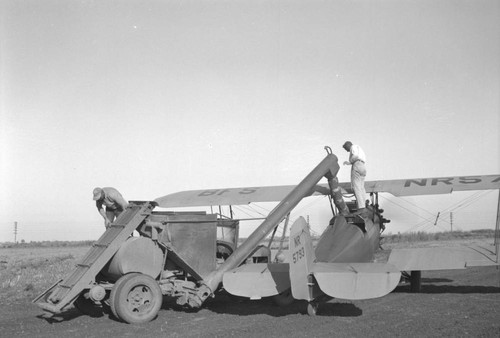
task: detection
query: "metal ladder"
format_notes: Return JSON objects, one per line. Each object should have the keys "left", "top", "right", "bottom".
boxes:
{"left": 34, "top": 201, "right": 155, "bottom": 313}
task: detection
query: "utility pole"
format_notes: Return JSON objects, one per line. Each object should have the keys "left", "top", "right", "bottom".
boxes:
{"left": 495, "top": 190, "right": 500, "bottom": 261}
{"left": 14, "top": 222, "right": 18, "bottom": 243}
{"left": 450, "top": 212, "right": 453, "bottom": 232}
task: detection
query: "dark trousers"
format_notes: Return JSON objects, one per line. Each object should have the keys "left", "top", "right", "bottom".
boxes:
{"left": 105, "top": 208, "right": 123, "bottom": 223}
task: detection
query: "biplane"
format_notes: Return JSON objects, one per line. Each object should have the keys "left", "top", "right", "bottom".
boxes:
{"left": 155, "top": 150, "right": 500, "bottom": 315}
{"left": 34, "top": 149, "right": 500, "bottom": 322}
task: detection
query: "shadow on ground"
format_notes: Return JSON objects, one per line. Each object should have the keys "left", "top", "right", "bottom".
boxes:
{"left": 164, "top": 293, "right": 363, "bottom": 318}
{"left": 37, "top": 307, "right": 84, "bottom": 324}
{"left": 395, "top": 279, "right": 500, "bottom": 294}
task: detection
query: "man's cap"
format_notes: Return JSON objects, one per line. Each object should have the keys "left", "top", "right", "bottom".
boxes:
{"left": 93, "top": 187, "right": 103, "bottom": 200}
{"left": 342, "top": 141, "right": 353, "bottom": 149}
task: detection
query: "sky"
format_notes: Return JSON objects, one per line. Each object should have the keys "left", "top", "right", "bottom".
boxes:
{"left": 1, "top": 0, "right": 499, "bottom": 242}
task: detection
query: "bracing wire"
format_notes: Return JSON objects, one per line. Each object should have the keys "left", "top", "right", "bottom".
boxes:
{"left": 232, "top": 205, "right": 258, "bottom": 219}
{"left": 381, "top": 190, "right": 494, "bottom": 233}
{"left": 380, "top": 195, "right": 436, "bottom": 222}
{"left": 249, "top": 203, "right": 272, "bottom": 215}
{"left": 446, "top": 191, "right": 493, "bottom": 213}
{"left": 234, "top": 204, "right": 268, "bottom": 218}
{"left": 380, "top": 195, "right": 449, "bottom": 232}
{"left": 387, "top": 195, "right": 438, "bottom": 218}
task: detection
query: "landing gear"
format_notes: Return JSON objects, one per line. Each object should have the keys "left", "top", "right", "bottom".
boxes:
{"left": 307, "top": 301, "right": 319, "bottom": 316}
{"left": 272, "top": 288, "right": 294, "bottom": 307}
{"left": 216, "top": 241, "right": 234, "bottom": 267}
{"left": 409, "top": 271, "right": 421, "bottom": 293}
{"left": 402, "top": 270, "right": 422, "bottom": 292}
{"left": 109, "top": 273, "right": 163, "bottom": 324}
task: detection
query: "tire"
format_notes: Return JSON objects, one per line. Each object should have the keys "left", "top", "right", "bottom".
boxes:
{"left": 307, "top": 302, "right": 319, "bottom": 316}
{"left": 216, "top": 241, "right": 234, "bottom": 266}
{"left": 410, "top": 271, "right": 422, "bottom": 293}
{"left": 109, "top": 273, "right": 140, "bottom": 320}
{"left": 109, "top": 273, "right": 163, "bottom": 324}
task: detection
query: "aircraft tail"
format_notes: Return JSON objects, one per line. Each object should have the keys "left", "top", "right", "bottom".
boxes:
{"left": 288, "top": 217, "right": 318, "bottom": 301}
{"left": 288, "top": 216, "right": 401, "bottom": 301}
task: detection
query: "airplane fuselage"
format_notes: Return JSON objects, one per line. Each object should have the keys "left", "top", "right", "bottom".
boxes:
{"left": 315, "top": 210, "right": 381, "bottom": 263}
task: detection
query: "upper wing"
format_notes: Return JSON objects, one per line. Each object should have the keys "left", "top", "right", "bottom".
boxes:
{"left": 154, "top": 184, "right": 331, "bottom": 208}
{"left": 155, "top": 175, "right": 500, "bottom": 207}
{"left": 365, "top": 175, "right": 500, "bottom": 196}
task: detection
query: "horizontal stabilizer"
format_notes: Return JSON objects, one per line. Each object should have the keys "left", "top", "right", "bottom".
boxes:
{"left": 388, "top": 245, "right": 500, "bottom": 271}
{"left": 222, "top": 263, "right": 290, "bottom": 299}
{"left": 313, "top": 262, "right": 401, "bottom": 300}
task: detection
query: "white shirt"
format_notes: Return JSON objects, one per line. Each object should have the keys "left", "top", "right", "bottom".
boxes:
{"left": 349, "top": 144, "right": 366, "bottom": 164}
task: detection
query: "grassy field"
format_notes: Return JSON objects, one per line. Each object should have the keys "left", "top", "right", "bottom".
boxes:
{"left": 0, "top": 246, "right": 89, "bottom": 303}
{"left": 0, "top": 229, "right": 497, "bottom": 304}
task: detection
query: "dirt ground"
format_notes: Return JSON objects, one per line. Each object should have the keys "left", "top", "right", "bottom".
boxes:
{"left": 2, "top": 265, "right": 499, "bottom": 337}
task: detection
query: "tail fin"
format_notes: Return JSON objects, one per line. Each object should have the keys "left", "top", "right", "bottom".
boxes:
{"left": 289, "top": 217, "right": 316, "bottom": 301}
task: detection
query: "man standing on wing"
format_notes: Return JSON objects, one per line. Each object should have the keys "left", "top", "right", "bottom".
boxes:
{"left": 93, "top": 187, "right": 129, "bottom": 229}
{"left": 342, "top": 141, "right": 368, "bottom": 214}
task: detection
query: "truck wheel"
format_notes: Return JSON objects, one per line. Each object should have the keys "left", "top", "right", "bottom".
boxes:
{"left": 109, "top": 273, "right": 140, "bottom": 320}
{"left": 110, "top": 273, "right": 163, "bottom": 324}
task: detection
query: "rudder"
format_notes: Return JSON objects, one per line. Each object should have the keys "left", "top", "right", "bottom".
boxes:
{"left": 289, "top": 217, "right": 316, "bottom": 301}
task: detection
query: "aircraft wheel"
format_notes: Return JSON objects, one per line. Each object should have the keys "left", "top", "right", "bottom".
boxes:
{"left": 272, "top": 288, "right": 294, "bottom": 307}
{"left": 110, "top": 273, "right": 163, "bottom": 324}
{"left": 307, "top": 301, "right": 319, "bottom": 316}
{"left": 216, "top": 241, "right": 234, "bottom": 268}
{"left": 410, "top": 271, "right": 421, "bottom": 293}
{"left": 74, "top": 294, "right": 104, "bottom": 317}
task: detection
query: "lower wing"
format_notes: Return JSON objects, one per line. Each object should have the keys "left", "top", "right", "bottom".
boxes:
{"left": 388, "top": 245, "right": 500, "bottom": 271}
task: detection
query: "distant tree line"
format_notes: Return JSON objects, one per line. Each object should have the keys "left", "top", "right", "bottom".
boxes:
{"left": 242, "top": 228, "right": 497, "bottom": 248}
{"left": 382, "top": 229, "right": 496, "bottom": 243}
{"left": 0, "top": 240, "right": 95, "bottom": 249}
{"left": 1, "top": 229, "right": 496, "bottom": 249}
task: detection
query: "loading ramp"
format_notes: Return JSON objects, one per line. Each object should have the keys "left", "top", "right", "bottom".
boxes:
{"left": 33, "top": 201, "right": 156, "bottom": 313}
